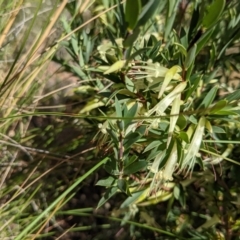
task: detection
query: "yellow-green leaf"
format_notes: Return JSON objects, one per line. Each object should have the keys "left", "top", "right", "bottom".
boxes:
{"left": 167, "top": 95, "right": 181, "bottom": 147}
{"left": 162, "top": 141, "right": 178, "bottom": 181}
{"left": 104, "top": 60, "right": 126, "bottom": 74}
{"left": 149, "top": 81, "right": 187, "bottom": 116}
{"left": 181, "top": 117, "right": 206, "bottom": 174}
{"left": 158, "top": 65, "right": 182, "bottom": 99}
{"left": 80, "top": 99, "right": 105, "bottom": 113}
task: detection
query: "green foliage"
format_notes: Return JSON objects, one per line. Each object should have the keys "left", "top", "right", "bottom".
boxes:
{"left": 125, "top": 0, "right": 141, "bottom": 30}
{"left": 202, "top": 0, "right": 225, "bottom": 29}
{"left": 59, "top": 0, "right": 240, "bottom": 238}
{"left": 1, "top": 0, "right": 240, "bottom": 239}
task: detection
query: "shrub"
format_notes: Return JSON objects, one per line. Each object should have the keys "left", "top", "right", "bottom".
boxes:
{"left": 1, "top": 0, "right": 240, "bottom": 239}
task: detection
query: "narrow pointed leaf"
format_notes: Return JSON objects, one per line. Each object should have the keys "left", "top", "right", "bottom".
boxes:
{"left": 158, "top": 65, "right": 182, "bottom": 99}
{"left": 225, "top": 89, "right": 240, "bottom": 102}
{"left": 115, "top": 97, "right": 122, "bottom": 118}
{"left": 167, "top": 95, "right": 181, "bottom": 147}
{"left": 117, "top": 179, "right": 130, "bottom": 195}
{"left": 210, "top": 100, "right": 227, "bottom": 113}
{"left": 123, "top": 28, "right": 141, "bottom": 47}
{"left": 96, "top": 176, "right": 116, "bottom": 187}
{"left": 137, "top": 0, "right": 161, "bottom": 27}
{"left": 164, "top": 0, "right": 181, "bottom": 40}
{"left": 124, "top": 160, "right": 147, "bottom": 175}
{"left": 125, "top": 76, "right": 136, "bottom": 93}
{"left": 196, "top": 28, "right": 214, "bottom": 54}
{"left": 185, "top": 44, "right": 197, "bottom": 69}
{"left": 104, "top": 60, "right": 126, "bottom": 74}
{"left": 198, "top": 86, "right": 218, "bottom": 109}
{"left": 149, "top": 82, "right": 187, "bottom": 116}
{"left": 149, "top": 151, "right": 166, "bottom": 174}
{"left": 125, "top": 0, "right": 141, "bottom": 30}
{"left": 181, "top": 117, "right": 206, "bottom": 174}
{"left": 144, "top": 140, "right": 162, "bottom": 153}
{"left": 97, "top": 187, "right": 118, "bottom": 209}
{"left": 120, "top": 189, "right": 146, "bottom": 208}
{"left": 163, "top": 141, "right": 178, "bottom": 181}
{"left": 202, "top": 0, "right": 226, "bottom": 29}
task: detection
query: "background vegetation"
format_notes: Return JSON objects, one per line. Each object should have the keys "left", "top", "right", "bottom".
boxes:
{"left": 0, "top": 0, "right": 240, "bottom": 239}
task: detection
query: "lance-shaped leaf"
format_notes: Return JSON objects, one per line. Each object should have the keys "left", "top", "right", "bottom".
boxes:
{"left": 80, "top": 99, "right": 105, "bottom": 113}
{"left": 164, "top": 0, "right": 181, "bottom": 40}
{"left": 137, "top": 187, "right": 173, "bottom": 206}
{"left": 205, "top": 119, "right": 213, "bottom": 134}
{"left": 148, "top": 82, "right": 187, "bottom": 116}
{"left": 185, "top": 44, "right": 197, "bottom": 69}
{"left": 197, "top": 214, "right": 220, "bottom": 232}
{"left": 128, "top": 187, "right": 151, "bottom": 205}
{"left": 96, "top": 176, "right": 116, "bottom": 187}
{"left": 125, "top": 0, "right": 141, "bottom": 30}
{"left": 162, "top": 141, "right": 178, "bottom": 181}
{"left": 202, "top": 0, "right": 225, "bottom": 29}
{"left": 115, "top": 96, "right": 122, "bottom": 118}
{"left": 120, "top": 189, "right": 146, "bottom": 208}
{"left": 97, "top": 186, "right": 118, "bottom": 209}
{"left": 209, "top": 100, "right": 227, "bottom": 114}
{"left": 174, "top": 42, "right": 187, "bottom": 56}
{"left": 149, "top": 151, "right": 166, "bottom": 174}
{"left": 225, "top": 89, "right": 240, "bottom": 102}
{"left": 137, "top": 0, "right": 161, "bottom": 28}
{"left": 196, "top": 28, "right": 214, "bottom": 55}
{"left": 124, "top": 160, "right": 147, "bottom": 175}
{"left": 167, "top": 95, "right": 181, "bottom": 147}
{"left": 104, "top": 60, "right": 126, "bottom": 75}
{"left": 123, "top": 28, "right": 141, "bottom": 47}
{"left": 198, "top": 85, "right": 218, "bottom": 110}
{"left": 181, "top": 117, "right": 206, "bottom": 175}
{"left": 204, "top": 144, "right": 234, "bottom": 165}
{"left": 158, "top": 65, "right": 182, "bottom": 99}
{"left": 144, "top": 60, "right": 169, "bottom": 82}
{"left": 148, "top": 151, "right": 166, "bottom": 192}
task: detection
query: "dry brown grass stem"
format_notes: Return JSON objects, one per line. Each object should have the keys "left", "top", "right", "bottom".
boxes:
{"left": 0, "top": 0, "right": 24, "bottom": 48}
